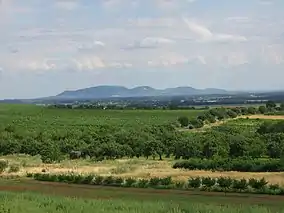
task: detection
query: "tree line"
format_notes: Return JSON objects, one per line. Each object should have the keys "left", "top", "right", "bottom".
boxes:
{"left": 177, "top": 101, "right": 284, "bottom": 129}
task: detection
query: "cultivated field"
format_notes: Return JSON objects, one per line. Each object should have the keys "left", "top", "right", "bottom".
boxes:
{"left": 1, "top": 103, "right": 284, "bottom": 212}
{"left": 1, "top": 184, "right": 284, "bottom": 213}
{"left": 3, "top": 155, "right": 284, "bottom": 185}
{"left": 0, "top": 104, "right": 203, "bottom": 128}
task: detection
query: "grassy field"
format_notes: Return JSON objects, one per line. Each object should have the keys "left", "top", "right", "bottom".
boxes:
{"left": 0, "top": 104, "right": 203, "bottom": 129}
{"left": 1, "top": 179, "right": 284, "bottom": 213}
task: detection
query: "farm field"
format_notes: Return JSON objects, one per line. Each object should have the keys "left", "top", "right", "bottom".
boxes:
{"left": 2, "top": 103, "right": 284, "bottom": 212}
{"left": 1, "top": 112, "right": 284, "bottom": 185}
{"left": 2, "top": 154, "right": 284, "bottom": 186}
{"left": 1, "top": 179, "right": 284, "bottom": 213}
{"left": 0, "top": 104, "right": 203, "bottom": 129}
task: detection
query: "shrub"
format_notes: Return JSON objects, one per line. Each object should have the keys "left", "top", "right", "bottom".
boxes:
{"left": 217, "top": 177, "right": 232, "bottom": 189}
{"left": 113, "top": 177, "right": 124, "bottom": 186}
{"left": 0, "top": 160, "right": 9, "bottom": 173}
{"left": 172, "top": 158, "right": 284, "bottom": 172}
{"left": 149, "top": 177, "right": 161, "bottom": 186}
{"left": 269, "top": 184, "right": 280, "bottom": 190}
{"left": 249, "top": 178, "right": 268, "bottom": 190}
{"left": 124, "top": 178, "right": 136, "bottom": 187}
{"left": 201, "top": 177, "right": 216, "bottom": 188}
{"left": 160, "top": 177, "right": 173, "bottom": 186}
{"left": 232, "top": 178, "right": 248, "bottom": 191}
{"left": 189, "top": 119, "right": 204, "bottom": 129}
{"left": 178, "top": 116, "right": 189, "bottom": 127}
{"left": 8, "top": 164, "right": 20, "bottom": 173}
{"left": 26, "top": 172, "right": 33, "bottom": 178}
{"left": 137, "top": 179, "right": 149, "bottom": 188}
{"left": 102, "top": 176, "right": 115, "bottom": 186}
{"left": 175, "top": 181, "right": 185, "bottom": 189}
{"left": 81, "top": 175, "right": 94, "bottom": 184}
{"left": 93, "top": 175, "right": 104, "bottom": 185}
{"left": 188, "top": 177, "right": 201, "bottom": 188}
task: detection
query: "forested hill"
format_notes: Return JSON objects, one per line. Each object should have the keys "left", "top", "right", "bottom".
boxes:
{"left": 54, "top": 86, "right": 229, "bottom": 99}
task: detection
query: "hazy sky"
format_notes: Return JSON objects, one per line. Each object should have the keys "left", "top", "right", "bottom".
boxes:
{"left": 0, "top": 0, "right": 284, "bottom": 99}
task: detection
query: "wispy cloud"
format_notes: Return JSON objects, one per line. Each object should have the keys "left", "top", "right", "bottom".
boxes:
{"left": 0, "top": 0, "right": 283, "bottom": 98}
{"left": 182, "top": 16, "right": 247, "bottom": 42}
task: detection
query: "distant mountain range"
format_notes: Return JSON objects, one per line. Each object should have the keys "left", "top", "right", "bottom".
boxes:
{"left": 52, "top": 85, "right": 230, "bottom": 100}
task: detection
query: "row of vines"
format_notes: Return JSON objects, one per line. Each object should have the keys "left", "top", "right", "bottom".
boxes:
{"left": 29, "top": 173, "right": 283, "bottom": 196}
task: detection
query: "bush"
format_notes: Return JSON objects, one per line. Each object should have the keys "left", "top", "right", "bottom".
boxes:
{"left": 113, "top": 177, "right": 124, "bottom": 186}
{"left": 188, "top": 177, "right": 201, "bottom": 188}
{"left": 249, "top": 178, "right": 268, "bottom": 190}
{"left": 201, "top": 177, "right": 216, "bottom": 188}
{"left": 149, "top": 177, "right": 161, "bottom": 186}
{"left": 232, "top": 179, "right": 248, "bottom": 191}
{"left": 102, "top": 176, "right": 115, "bottom": 186}
{"left": 173, "top": 158, "right": 284, "bottom": 172}
{"left": 178, "top": 116, "right": 189, "bottom": 127}
{"left": 217, "top": 177, "right": 232, "bottom": 189}
{"left": 0, "top": 160, "right": 8, "bottom": 173}
{"left": 93, "top": 175, "right": 104, "bottom": 185}
{"left": 124, "top": 177, "right": 136, "bottom": 187}
{"left": 8, "top": 164, "right": 20, "bottom": 173}
{"left": 160, "top": 177, "right": 173, "bottom": 186}
{"left": 189, "top": 119, "right": 204, "bottom": 129}
{"left": 137, "top": 179, "right": 149, "bottom": 188}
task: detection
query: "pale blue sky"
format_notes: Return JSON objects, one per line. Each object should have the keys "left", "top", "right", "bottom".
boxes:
{"left": 0, "top": 0, "right": 283, "bottom": 99}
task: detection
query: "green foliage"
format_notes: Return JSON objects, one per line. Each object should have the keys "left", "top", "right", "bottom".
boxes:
{"left": 177, "top": 116, "right": 189, "bottom": 127}
{"left": 173, "top": 158, "right": 284, "bottom": 172}
{"left": 266, "top": 101, "right": 276, "bottom": 109}
{"left": 93, "top": 175, "right": 104, "bottom": 185}
{"left": 189, "top": 119, "right": 204, "bottom": 128}
{"left": 1, "top": 104, "right": 284, "bottom": 165}
{"left": 232, "top": 179, "right": 248, "bottom": 191}
{"left": 188, "top": 177, "right": 201, "bottom": 188}
{"left": 1, "top": 191, "right": 281, "bottom": 213}
{"left": 248, "top": 178, "right": 268, "bottom": 190}
{"left": 28, "top": 172, "right": 284, "bottom": 196}
{"left": 259, "top": 106, "right": 267, "bottom": 114}
{"left": 0, "top": 160, "right": 8, "bottom": 173}
{"left": 124, "top": 178, "right": 136, "bottom": 187}
{"left": 217, "top": 177, "right": 232, "bottom": 189}
{"left": 8, "top": 164, "right": 20, "bottom": 173}
{"left": 201, "top": 177, "right": 216, "bottom": 188}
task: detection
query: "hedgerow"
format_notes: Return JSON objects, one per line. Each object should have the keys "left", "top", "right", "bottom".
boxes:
{"left": 172, "top": 158, "right": 284, "bottom": 172}
{"left": 27, "top": 173, "right": 284, "bottom": 196}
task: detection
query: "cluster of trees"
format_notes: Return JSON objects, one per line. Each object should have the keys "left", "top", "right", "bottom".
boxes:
{"left": 177, "top": 102, "right": 284, "bottom": 129}
{"left": 48, "top": 103, "right": 208, "bottom": 111}
{"left": 1, "top": 117, "right": 284, "bottom": 163}
{"left": 173, "top": 158, "right": 284, "bottom": 172}
{"left": 1, "top": 101, "right": 284, "bottom": 164}
{"left": 29, "top": 172, "right": 283, "bottom": 196}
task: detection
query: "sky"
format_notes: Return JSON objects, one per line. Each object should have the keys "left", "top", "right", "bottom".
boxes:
{"left": 0, "top": 0, "right": 284, "bottom": 99}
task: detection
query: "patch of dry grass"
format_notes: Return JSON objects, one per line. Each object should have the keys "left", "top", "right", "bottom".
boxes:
{"left": 248, "top": 115, "right": 284, "bottom": 120}
{"left": 2, "top": 155, "right": 284, "bottom": 186}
